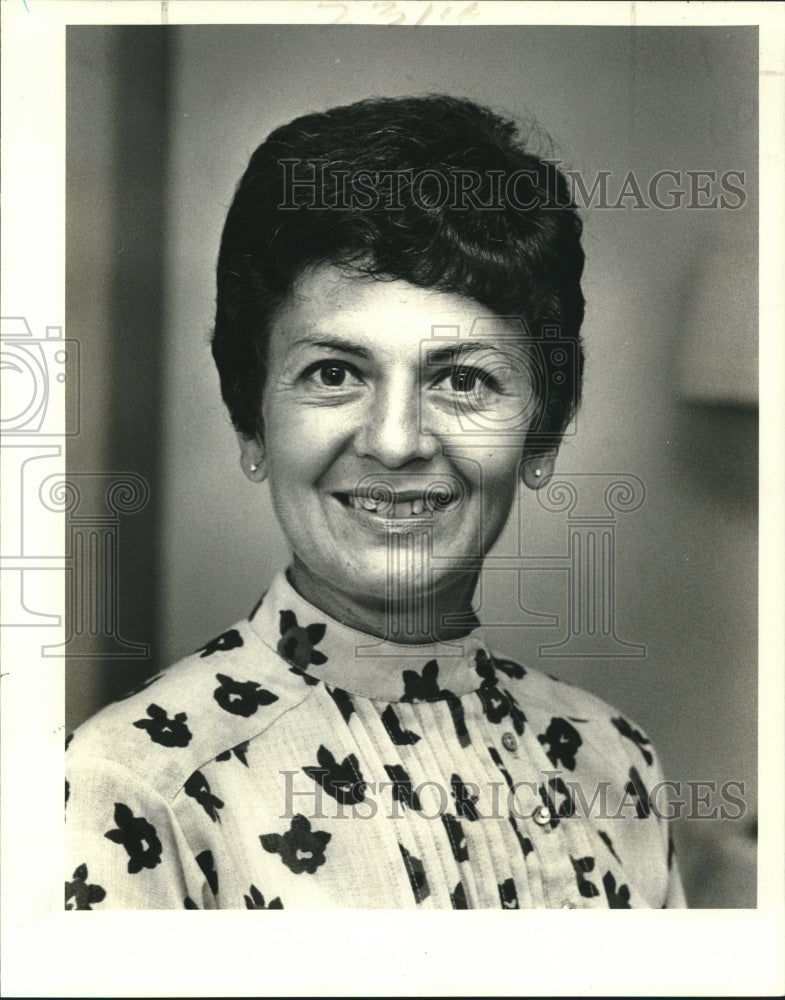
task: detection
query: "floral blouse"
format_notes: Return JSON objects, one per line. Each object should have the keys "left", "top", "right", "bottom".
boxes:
{"left": 65, "top": 570, "right": 685, "bottom": 910}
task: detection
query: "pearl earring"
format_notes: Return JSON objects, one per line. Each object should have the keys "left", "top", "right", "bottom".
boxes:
{"left": 534, "top": 468, "right": 542, "bottom": 478}
{"left": 250, "top": 463, "right": 259, "bottom": 473}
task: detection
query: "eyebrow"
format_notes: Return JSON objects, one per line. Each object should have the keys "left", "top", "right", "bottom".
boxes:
{"left": 289, "top": 335, "right": 372, "bottom": 360}
{"left": 291, "top": 336, "right": 513, "bottom": 359}
{"left": 426, "top": 341, "right": 514, "bottom": 363}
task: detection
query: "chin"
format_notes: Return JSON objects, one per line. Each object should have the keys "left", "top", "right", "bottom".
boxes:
{"left": 324, "top": 561, "right": 441, "bottom": 604}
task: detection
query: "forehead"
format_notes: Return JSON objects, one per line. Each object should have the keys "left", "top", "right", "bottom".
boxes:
{"left": 270, "top": 264, "right": 519, "bottom": 351}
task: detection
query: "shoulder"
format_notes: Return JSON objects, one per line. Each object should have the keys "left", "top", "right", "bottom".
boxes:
{"left": 510, "top": 661, "right": 623, "bottom": 721}
{"left": 491, "top": 651, "right": 664, "bottom": 777}
{"left": 66, "top": 617, "right": 319, "bottom": 802}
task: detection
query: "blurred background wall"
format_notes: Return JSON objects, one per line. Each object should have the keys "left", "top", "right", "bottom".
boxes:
{"left": 66, "top": 24, "right": 758, "bottom": 908}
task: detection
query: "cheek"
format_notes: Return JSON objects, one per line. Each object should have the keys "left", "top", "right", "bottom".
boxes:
{"left": 452, "top": 446, "right": 522, "bottom": 496}
{"left": 476, "top": 452, "right": 523, "bottom": 522}
{"left": 263, "top": 408, "right": 345, "bottom": 487}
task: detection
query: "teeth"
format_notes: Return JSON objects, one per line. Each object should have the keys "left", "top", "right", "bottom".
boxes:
{"left": 345, "top": 493, "right": 455, "bottom": 516}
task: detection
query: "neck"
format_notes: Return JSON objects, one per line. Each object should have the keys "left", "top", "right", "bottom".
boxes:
{"left": 287, "top": 560, "right": 480, "bottom": 644}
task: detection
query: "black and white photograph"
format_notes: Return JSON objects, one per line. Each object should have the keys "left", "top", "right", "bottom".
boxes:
{"left": 1, "top": 1, "right": 783, "bottom": 996}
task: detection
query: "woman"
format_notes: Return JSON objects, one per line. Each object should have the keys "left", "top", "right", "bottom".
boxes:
{"left": 65, "top": 95, "right": 685, "bottom": 909}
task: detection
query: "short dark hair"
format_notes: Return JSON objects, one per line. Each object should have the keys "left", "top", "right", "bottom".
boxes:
{"left": 212, "top": 95, "right": 585, "bottom": 451}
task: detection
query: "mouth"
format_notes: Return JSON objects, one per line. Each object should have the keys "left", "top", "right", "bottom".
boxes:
{"left": 333, "top": 486, "right": 461, "bottom": 519}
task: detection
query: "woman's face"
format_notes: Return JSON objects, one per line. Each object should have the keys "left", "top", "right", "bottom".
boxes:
{"left": 248, "top": 264, "right": 546, "bottom": 626}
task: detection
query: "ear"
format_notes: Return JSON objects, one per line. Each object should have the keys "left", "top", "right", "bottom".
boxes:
{"left": 236, "top": 432, "right": 268, "bottom": 483}
{"left": 520, "top": 445, "right": 558, "bottom": 491}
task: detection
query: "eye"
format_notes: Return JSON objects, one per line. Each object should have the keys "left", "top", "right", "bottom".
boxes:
{"left": 448, "top": 365, "right": 487, "bottom": 393}
{"left": 433, "top": 365, "right": 493, "bottom": 394}
{"left": 319, "top": 364, "right": 348, "bottom": 387}
{"left": 302, "top": 360, "right": 363, "bottom": 390}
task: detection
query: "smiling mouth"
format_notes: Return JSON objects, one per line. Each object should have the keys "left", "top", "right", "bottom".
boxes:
{"left": 334, "top": 488, "right": 460, "bottom": 518}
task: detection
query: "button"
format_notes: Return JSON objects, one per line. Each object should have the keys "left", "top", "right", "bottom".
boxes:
{"left": 501, "top": 732, "right": 517, "bottom": 751}
{"left": 533, "top": 804, "right": 551, "bottom": 826}
{"left": 561, "top": 900, "right": 577, "bottom": 909}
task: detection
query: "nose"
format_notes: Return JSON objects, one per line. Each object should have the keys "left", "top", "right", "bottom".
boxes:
{"left": 354, "top": 374, "right": 439, "bottom": 467}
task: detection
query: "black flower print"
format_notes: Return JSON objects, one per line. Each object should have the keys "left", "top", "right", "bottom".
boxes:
{"left": 277, "top": 610, "right": 328, "bottom": 668}
{"left": 196, "top": 849, "right": 218, "bottom": 896}
{"left": 104, "top": 803, "right": 163, "bottom": 874}
{"left": 184, "top": 896, "right": 199, "bottom": 909}
{"left": 197, "top": 628, "right": 244, "bottom": 658}
{"left": 668, "top": 833, "right": 675, "bottom": 870}
{"left": 65, "top": 732, "right": 74, "bottom": 751}
{"left": 505, "top": 689, "right": 526, "bottom": 735}
{"left": 444, "top": 694, "right": 470, "bottom": 748}
{"left": 474, "top": 648, "right": 525, "bottom": 682}
{"left": 401, "top": 660, "right": 469, "bottom": 747}
{"left": 622, "top": 765, "right": 652, "bottom": 819}
{"left": 115, "top": 672, "right": 162, "bottom": 700}
{"left": 327, "top": 686, "right": 355, "bottom": 724}
{"left": 260, "top": 814, "right": 331, "bottom": 875}
{"left": 476, "top": 684, "right": 509, "bottom": 724}
{"left": 184, "top": 770, "right": 224, "bottom": 822}
{"left": 537, "top": 716, "right": 582, "bottom": 771}
{"left": 598, "top": 829, "right": 621, "bottom": 864}
{"left": 442, "top": 813, "right": 469, "bottom": 863}
{"left": 474, "top": 648, "right": 498, "bottom": 686}
{"left": 498, "top": 878, "right": 519, "bottom": 909}
{"left": 488, "top": 746, "right": 513, "bottom": 788}
{"left": 65, "top": 779, "right": 70, "bottom": 807}
{"left": 381, "top": 704, "right": 421, "bottom": 745}
{"left": 451, "top": 773, "right": 480, "bottom": 821}
{"left": 570, "top": 855, "right": 600, "bottom": 898}
{"left": 133, "top": 703, "right": 192, "bottom": 748}
{"left": 538, "top": 776, "right": 575, "bottom": 828}
{"left": 509, "top": 816, "right": 533, "bottom": 858}
{"left": 244, "top": 884, "right": 284, "bottom": 909}
{"left": 450, "top": 881, "right": 468, "bottom": 909}
{"left": 215, "top": 740, "right": 250, "bottom": 766}
{"left": 401, "top": 659, "right": 442, "bottom": 701}
{"left": 383, "top": 764, "right": 422, "bottom": 812}
{"left": 480, "top": 686, "right": 527, "bottom": 734}
{"left": 476, "top": 656, "right": 526, "bottom": 728}
{"left": 303, "top": 745, "right": 366, "bottom": 805}
{"left": 288, "top": 665, "right": 320, "bottom": 686}
{"left": 65, "top": 863, "right": 106, "bottom": 910}
{"left": 611, "top": 715, "right": 654, "bottom": 766}
{"left": 491, "top": 747, "right": 533, "bottom": 855}
{"left": 603, "top": 870, "right": 631, "bottom": 908}
{"left": 213, "top": 673, "right": 278, "bottom": 717}
{"left": 399, "top": 843, "right": 430, "bottom": 904}
{"left": 493, "top": 655, "right": 526, "bottom": 680}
